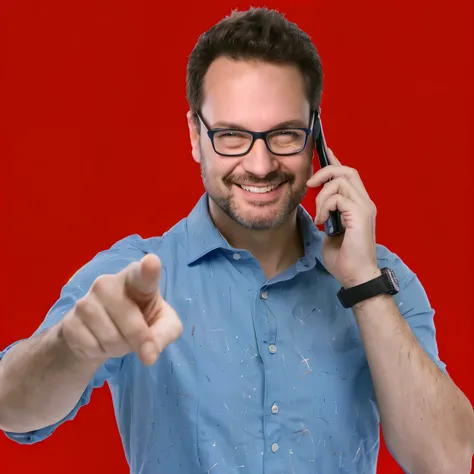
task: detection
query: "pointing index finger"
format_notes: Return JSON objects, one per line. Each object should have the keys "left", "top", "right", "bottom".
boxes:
{"left": 125, "top": 253, "right": 162, "bottom": 302}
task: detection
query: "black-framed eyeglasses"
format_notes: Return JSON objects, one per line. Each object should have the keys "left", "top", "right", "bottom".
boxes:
{"left": 195, "top": 111, "right": 314, "bottom": 157}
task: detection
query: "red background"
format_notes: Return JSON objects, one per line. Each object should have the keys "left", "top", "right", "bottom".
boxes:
{"left": 0, "top": 0, "right": 473, "bottom": 472}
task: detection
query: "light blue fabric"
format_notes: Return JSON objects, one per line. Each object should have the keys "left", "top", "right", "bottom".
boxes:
{"left": 0, "top": 193, "right": 446, "bottom": 473}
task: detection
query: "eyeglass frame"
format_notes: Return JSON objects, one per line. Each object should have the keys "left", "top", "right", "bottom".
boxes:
{"left": 195, "top": 111, "right": 317, "bottom": 157}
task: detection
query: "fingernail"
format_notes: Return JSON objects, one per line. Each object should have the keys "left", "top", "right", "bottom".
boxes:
{"left": 141, "top": 341, "right": 157, "bottom": 364}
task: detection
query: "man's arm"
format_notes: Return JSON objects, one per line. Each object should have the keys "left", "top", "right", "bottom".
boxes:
{"left": 0, "top": 253, "right": 182, "bottom": 437}
{"left": 353, "top": 292, "right": 474, "bottom": 474}
{"left": 0, "top": 322, "right": 103, "bottom": 433}
{"left": 307, "top": 149, "right": 474, "bottom": 474}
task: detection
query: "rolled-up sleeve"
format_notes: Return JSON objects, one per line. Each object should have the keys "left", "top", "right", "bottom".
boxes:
{"left": 376, "top": 245, "right": 447, "bottom": 374}
{"left": 0, "top": 346, "right": 118, "bottom": 444}
{"left": 0, "top": 234, "right": 148, "bottom": 444}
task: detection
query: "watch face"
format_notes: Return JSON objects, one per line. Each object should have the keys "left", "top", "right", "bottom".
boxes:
{"left": 386, "top": 268, "right": 400, "bottom": 293}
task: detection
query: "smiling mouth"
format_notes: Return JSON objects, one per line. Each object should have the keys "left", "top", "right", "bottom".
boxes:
{"left": 234, "top": 182, "right": 287, "bottom": 194}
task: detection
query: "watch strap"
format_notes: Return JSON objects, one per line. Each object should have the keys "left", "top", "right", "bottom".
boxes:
{"left": 337, "top": 267, "right": 399, "bottom": 308}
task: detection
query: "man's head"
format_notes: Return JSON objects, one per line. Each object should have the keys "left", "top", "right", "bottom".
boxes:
{"left": 186, "top": 8, "right": 323, "bottom": 230}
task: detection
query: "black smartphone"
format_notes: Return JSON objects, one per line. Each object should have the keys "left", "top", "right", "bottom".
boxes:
{"left": 313, "top": 110, "right": 345, "bottom": 236}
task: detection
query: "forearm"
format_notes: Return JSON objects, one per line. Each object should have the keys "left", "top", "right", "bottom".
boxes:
{"left": 0, "top": 320, "right": 103, "bottom": 433}
{"left": 354, "top": 294, "right": 474, "bottom": 474}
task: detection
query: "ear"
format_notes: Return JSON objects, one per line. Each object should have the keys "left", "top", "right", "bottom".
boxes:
{"left": 187, "top": 110, "right": 202, "bottom": 164}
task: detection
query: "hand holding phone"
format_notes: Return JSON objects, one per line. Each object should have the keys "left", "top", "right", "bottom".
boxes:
{"left": 313, "top": 110, "right": 345, "bottom": 236}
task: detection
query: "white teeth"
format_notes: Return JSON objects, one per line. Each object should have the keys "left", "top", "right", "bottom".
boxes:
{"left": 240, "top": 184, "right": 279, "bottom": 193}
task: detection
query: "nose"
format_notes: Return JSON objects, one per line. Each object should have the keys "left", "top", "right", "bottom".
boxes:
{"left": 241, "top": 138, "right": 278, "bottom": 178}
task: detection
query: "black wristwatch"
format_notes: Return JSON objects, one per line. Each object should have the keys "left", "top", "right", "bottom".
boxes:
{"left": 337, "top": 267, "right": 400, "bottom": 308}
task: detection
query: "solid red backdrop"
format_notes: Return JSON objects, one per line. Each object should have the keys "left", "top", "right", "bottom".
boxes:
{"left": 0, "top": 0, "right": 472, "bottom": 473}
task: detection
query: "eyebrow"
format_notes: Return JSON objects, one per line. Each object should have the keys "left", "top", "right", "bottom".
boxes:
{"left": 211, "top": 119, "right": 309, "bottom": 130}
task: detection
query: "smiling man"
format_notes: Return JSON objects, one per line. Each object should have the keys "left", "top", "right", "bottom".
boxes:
{"left": 195, "top": 59, "right": 311, "bottom": 231}
{"left": 190, "top": 57, "right": 315, "bottom": 277}
{"left": 0, "top": 7, "right": 473, "bottom": 474}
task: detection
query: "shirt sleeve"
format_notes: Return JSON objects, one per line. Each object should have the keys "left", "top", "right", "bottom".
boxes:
{"left": 376, "top": 244, "right": 447, "bottom": 374}
{"left": 0, "top": 234, "right": 148, "bottom": 444}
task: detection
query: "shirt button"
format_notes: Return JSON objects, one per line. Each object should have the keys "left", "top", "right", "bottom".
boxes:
{"left": 233, "top": 253, "right": 241, "bottom": 260}
{"left": 268, "top": 344, "right": 277, "bottom": 354}
{"left": 271, "top": 404, "right": 279, "bottom": 414}
{"left": 260, "top": 290, "right": 268, "bottom": 300}
{"left": 271, "top": 443, "right": 279, "bottom": 453}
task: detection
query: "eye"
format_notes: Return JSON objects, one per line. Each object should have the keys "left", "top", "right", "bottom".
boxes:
{"left": 268, "top": 129, "right": 307, "bottom": 152}
{"left": 269, "top": 129, "right": 305, "bottom": 143}
{"left": 274, "top": 130, "right": 300, "bottom": 138}
{"left": 215, "top": 131, "right": 248, "bottom": 139}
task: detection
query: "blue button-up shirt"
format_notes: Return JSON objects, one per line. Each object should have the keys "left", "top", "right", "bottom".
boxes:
{"left": 1, "top": 193, "right": 446, "bottom": 473}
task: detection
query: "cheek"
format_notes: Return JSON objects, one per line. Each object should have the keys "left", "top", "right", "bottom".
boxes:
{"left": 300, "top": 152, "right": 314, "bottom": 178}
{"left": 284, "top": 156, "right": 313, "bottom": 182}
{"left": 202, "top": 152, "right": 240, "bottom": 182}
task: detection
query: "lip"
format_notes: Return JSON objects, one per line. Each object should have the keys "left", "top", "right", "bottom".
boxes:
{"left": 233, "top": 181, "right": 287, "bottom": 202}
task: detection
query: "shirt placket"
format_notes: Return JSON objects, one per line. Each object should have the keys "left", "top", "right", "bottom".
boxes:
{"left": 254, "top": 283, "right": 287, "bottom": 472}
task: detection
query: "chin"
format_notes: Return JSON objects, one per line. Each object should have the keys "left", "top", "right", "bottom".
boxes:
{"left": 229, "top": 201, "right": 292, "bottom": 230}
{"left": 233, "top": 216, "right": 283, "bottom": 231}
{"left": 208, "top": 183, "right": 304, "bottom": 230}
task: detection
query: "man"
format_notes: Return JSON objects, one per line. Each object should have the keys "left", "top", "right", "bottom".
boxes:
{"left": 0, "top": 7, "right": 472, "bottom": 474}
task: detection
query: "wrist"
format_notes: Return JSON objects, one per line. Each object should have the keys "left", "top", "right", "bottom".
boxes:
{"left": 352, "top": 292, "right": 392, "bottom": 312}
{"left": 342, "top": 266, "right": 381, "bottom": 288}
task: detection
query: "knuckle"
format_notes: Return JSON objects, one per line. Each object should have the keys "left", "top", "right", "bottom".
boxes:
{"left": 60, "top": 313, "right": 76, "bottom": 340}
{"left": 91, "top": 274, "right": 114, "bottom": 294}
{"left": 363, "top": 202, "right": 376, "bottom": 220}
{"left": 62, "top": 319, "right": 102, "bottom": 358}
{"left": 74, "top": 296, "right": 96, "bottom": 317}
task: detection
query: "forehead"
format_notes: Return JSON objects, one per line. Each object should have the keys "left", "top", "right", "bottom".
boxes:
{"left": 201, "top": 57, "right": 310, "bottom": 129}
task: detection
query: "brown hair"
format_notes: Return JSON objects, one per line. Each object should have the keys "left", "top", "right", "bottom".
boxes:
{"left": 186, "top": 7, "right": 323, "bottom": 115}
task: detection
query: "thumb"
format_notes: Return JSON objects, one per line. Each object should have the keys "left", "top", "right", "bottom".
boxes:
{"left": 124, "top": 253, "right": 162, "bottom": 303}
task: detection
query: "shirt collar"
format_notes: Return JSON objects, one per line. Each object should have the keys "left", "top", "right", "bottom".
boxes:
{"left": 185, "top": 193, "right": 326, "bottom": 270}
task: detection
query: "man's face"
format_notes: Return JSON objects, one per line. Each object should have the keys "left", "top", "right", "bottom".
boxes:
{"left": 189, "top": 57, "right": 313, "bottom": 230}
